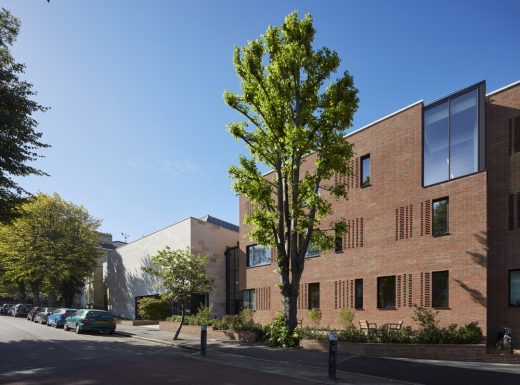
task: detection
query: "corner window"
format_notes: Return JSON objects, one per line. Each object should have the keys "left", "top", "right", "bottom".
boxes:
{"left": 432, "top": 198, "right": 449, "bottom": 236}
{"left": 243, "top": 289, "right": 256, "bottom": 310}
{"left": 246, "top": 244, "right": 271, "bottom": 267}
{"left": 305, "top": 242, "right": 320, "bottom": 258}
{"left": 509, "top": 270, "right": 520, "bottom": 307}
{"left": 355, "top": 279, "right": 363, "bottom": 309}
{"left": 308, "top": 283, "right": 320, "bottom": 309}
{"left": 432, "top": 271, "right": 449, "bottom": 308}
{"left": 361, "top": 155, "right": 371, "bottom": 187}
{"left": 377, "top": 276, "right": 396, "bottom": 309}
{"left": 423, "top": 83, "right": 484, "bottom": 186}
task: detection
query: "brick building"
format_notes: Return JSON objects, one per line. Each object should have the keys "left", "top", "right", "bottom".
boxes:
{"left": 233, "top": 80, "right": 520, "bottom": 345}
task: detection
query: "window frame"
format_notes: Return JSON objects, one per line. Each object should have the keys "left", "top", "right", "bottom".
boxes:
{"left": 308, "top": 282, "right": 320, "bottom": 309}
{"left": 243, "top": 289, "right": 256, "bottom": 311}
{"left": 432, "top": 197, "right": 449, "bottom": 237}
{"left": 377, "top": 275, "right": 396, "bottom": 309}
{"left": 509, "top": 269, "right": 520, "bottom": 307}
{"left": 431, "top": 270, "right": 449, "bottom": 308}
{"left": 246, "top": 244, "right": 271, "bottom": 268}
{"left": 360, "top": 154, "right": 371, "bottom": 188}
{"left": 354, "top": 278, "right": 363, "bottom": 309}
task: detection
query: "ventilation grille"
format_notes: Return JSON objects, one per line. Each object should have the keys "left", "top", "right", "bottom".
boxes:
{"left": 395, "top": 204, "right": 413, "bottom": 240}
{"left": 297, "top": 283, "right": 308, "bottom": 310}
{"left": 246, "top": 201, "right": 257, "bottom": 216}
{"left": 420, "top": 272, "right": 431, "bottom": 307}
{"left": 256, "top": 287, "right": 271, "bottom": 310}
{"left": 420, "top": 200, "right": 431, "bottom": 236}
{"left": 509, "top": 194, "right": 515, "bottom": 231}
{"left": 343, "top": 218, "right": 365, "bottom": 249}
{"left": 334, "top": 279, "right": 353, "bottom": 309}
{"left": 514, "top": 117, "right": 520, "bottom": 154}
{"left": 396, "top": 273, "right": 413, "bottom": 308}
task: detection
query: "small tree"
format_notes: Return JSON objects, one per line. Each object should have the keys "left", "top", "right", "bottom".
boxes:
{"left": 142, "top": 247, "right": 214, "bottom": 340}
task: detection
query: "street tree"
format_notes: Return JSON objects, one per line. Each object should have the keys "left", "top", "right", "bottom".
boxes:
{"left": 143, "top": 248, "right": 214, "bottom": 340}
{"left": 224, "top": 12, "right": 358, "bottom": 334}
{"left": 0, "top": 8, "right": 49, "bottom": 223}
{"left": 0, "top": 193, "right": 102, "bottom": 305}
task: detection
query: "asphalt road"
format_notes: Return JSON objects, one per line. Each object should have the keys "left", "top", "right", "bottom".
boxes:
{"left": 0, "top": 315, "right": 328, "bottom": 385}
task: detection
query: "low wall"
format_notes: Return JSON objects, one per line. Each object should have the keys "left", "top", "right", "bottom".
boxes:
{"left": 301, "top": 339, "right": 487, "bottom": 362}
{"left": 159, "top": 321, "right": 259, "bottom": 342}
{"left": 117, "top": 320, "right": 159, "bottom": 326}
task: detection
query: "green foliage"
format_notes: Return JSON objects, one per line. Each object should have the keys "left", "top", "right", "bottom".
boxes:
{"left": 412, "top": 305, "right": 439, "bottom": 331}
{"left": 224, "top": 11, "right": 358, "bottom": 332}
{"left": 338, "top": 308, "right": 355, "bottom": 330}
{"left": 0, "top": 193, "right": 102, "bottom": 305}
{"left": 307, "top": 308, "right": 322, "bottom": 327}
{"left": 0, "top": 8, "right": 49, "bottom": 223}
{"left": 263, "top": 313, "right": 302, "bottom": 348}
{"left": 137, "top": 296, "right": 171, "bottom": 320}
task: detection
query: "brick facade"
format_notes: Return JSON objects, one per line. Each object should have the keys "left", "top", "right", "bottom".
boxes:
{"left": 238, "top": 80, "right": 520, "bottom": 346}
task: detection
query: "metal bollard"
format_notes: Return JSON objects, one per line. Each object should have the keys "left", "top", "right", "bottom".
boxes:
{"left": 201, "top": 324, "right": 207, "bottom": 356}
{"left": 328, "top": 330, "right": 337, "bottom": 380}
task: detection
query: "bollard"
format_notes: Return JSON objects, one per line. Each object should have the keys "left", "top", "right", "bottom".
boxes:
{"left": 200, "top": 324, "right": 207, "bottom": 356}
{"left": 328, "top": 330, "right": 337, "bottom": 381}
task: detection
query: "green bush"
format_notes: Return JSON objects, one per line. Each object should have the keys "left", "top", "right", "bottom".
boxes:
{"left": 263, "top": 313, "right": 301, "bottom": 348}
{"left": 137, "top": 297, "right": 171, "bottom": 320}
{"left": 338, "top": 308, "right": 355, "bottom": 330}
{"left": 300, "top": 326, "right": 330, "bottom": 340}
{"left": 307, "top": 308, "right": 322, "bottom": 327}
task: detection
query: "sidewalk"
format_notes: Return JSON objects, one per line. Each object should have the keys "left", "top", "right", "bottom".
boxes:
{"left": 115, "top": 324, "right": 417, "bottom": 384}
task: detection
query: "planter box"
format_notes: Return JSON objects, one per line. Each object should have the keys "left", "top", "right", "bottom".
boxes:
{"left": 159, "top": 321, "right": 259, "bottom": 342}
{"left": 301, "top": 339, "right": 487, "bottom": 362}
{"left": 116, "top": 320, "right": 159, "bottom": 326}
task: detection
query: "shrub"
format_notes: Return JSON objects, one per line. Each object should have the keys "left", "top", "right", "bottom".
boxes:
{"left": 338, "top": 308, "right": 355, "bottom": 330}
{"left": 137, "top": 297, "right": 171, "bottom": 320}
{"left": 307, "top": 308, "right": 322, "bottom": 327}
{"left": 263, "top": 313, "right": 301, "bottom": 348}
{"left": 300, "top": 326, "right": 330, "bottom": 340}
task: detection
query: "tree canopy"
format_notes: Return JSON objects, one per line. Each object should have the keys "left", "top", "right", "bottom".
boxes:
{"left": 143, "top": 247, "right": 214, "bottom": 340}
{"left": 224, "top": 12, "right": 358, "bottom": 333}
{"left": 0, "top": 8, "right": 49, "bottom": 223}
{"left": 0, "top": 193, "right": 102, "bottom": 305}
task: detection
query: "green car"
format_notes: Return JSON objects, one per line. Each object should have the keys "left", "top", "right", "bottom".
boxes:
{"left": 64, "top": 309, "right": 116, "bottom": 334}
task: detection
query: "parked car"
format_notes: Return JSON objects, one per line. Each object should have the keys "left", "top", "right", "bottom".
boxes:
{"left": 64, "top": 309, "right": 116, "bottom": 334}
{"left": 34, "top": 307, "right": 58, "bottom": 324}
{"left": 27, "top": 307, "right": 45, "bottom": 321}
{"left": 47, "top": 308, "right": 76, "bottom": 328}
{"left": 1, "top": 304, "right": 14, "bottom": 315}
{"left": 11, "top": 304, "right": 33, "bottom": 317}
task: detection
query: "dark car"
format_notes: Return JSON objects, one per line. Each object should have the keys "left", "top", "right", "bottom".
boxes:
{"left": 27, "top": 307, "right": 45, "bottom": 321}
{"left": 34, "top": 307, "right": 57, "bottom": 324}
{"left": 11, "top": 304, "right": 33, "bottom": 317}
{"left": 64, "top": 309, "right": 116, "bottom": 334}
{"left": 47, "top": 308, "right": 76, "bottom": 328}
{"left": 1, "top": 304, "right": 14, "bottom": 315}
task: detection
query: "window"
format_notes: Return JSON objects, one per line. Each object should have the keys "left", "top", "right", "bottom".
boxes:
{"left": 432, "top": 198, "right": 449, "bottom": 236}
{"left": 509, "top": 270, "right": 520, "bottom": 307}
{"left": 432, "top": 271, "right": 449, "bottom": 308}
{"left": 355, "top": 279, "right": 363, "bottom": 309}
{"left": 305, "top": 242, "right": 320, "bottom": 258}
{"left": 360, "top": 155, "right": 371, "bottom": 187}
{"left": 377, "top": 276, "right": 396, "bottom": 309}
{"left": 423, "top": 83, "right": 484, "bottom": 186}
{"left": 308, "top": 283, "right": 320, "bottom": 309}
{"left": 246, "top": 244, "right": 271, "bottom": 267}
{"left": 335, "top": 234, "right": 343, "bottom": 253}
{"left": 243, "top": 289, "right": 256, "bottom": 310}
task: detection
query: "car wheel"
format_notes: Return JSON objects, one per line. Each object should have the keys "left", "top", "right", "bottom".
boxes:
{"left": 39, "top": 318, "right": 44, "bottom": 325}
{"left": 64, "top": 322, "right": 69, "bottom": 331}
{"left": 53, "top": 321, "right": 59, "bottom": 328}
{"left": 108, "top": 330, "right": 115, "bottom": 335}
{"left": 75, "top": 324, "right": 82, "bottom": 334}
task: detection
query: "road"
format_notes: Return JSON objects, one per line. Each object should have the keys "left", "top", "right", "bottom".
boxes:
{"left": 0, "top": 315, "right": 329, "bottom": 385}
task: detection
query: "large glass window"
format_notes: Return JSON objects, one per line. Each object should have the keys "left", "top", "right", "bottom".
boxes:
{"left": 305, "top": 242, "right": 320, "bottom": 258}
{"left": 246, "top": 244, "right": 271, "bottom": 267}
{"left": 432, "top": 198, "right": 449, "bottom": 236}
{"left": 355, "top": 279, "right": 363, "bottom": 309}
{"left": 361, "top": 155, "right": 371, "bottom": 187}
{"left": 510, "top": 270, "right": 520, "bottom": 307}
{"left": 243, "top": 289, "right": 256, "bottom": 310}
{"left": 432, "top": 271, "right": 449, "bottom": 308}
{"left": 308, "top": 283, "right": 320, "bottom": 309}
{"left": 423, "top": 85, "right": 482, "bottom": 186}
{"left": 377, "top": 276, "right": 396, "bottom": 309}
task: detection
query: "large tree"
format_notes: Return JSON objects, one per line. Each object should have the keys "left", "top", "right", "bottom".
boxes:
{"left": 143, "top": 248, "right": 214, "bottom": 340}
{"left": 224, "top": 12, "right": 358, "bottom": 333}
{"left": 0, "top": 8, "right": 49, "bottom": 223}
{"left": 0, "top": 193, "right": 102, "bottom": 305}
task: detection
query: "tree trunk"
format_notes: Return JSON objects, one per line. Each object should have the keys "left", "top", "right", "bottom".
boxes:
{"left": 174, "top": 300, "right": 185, "bottom": 340}
{"left": 281, "top": 282, "right": 299, "bottom": 334}
{"left": 48, "top": 290, "right": 57, "bottom": 307}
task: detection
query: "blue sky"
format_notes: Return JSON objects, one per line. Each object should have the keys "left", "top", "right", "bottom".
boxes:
{"left": 3, "top": 0, "right": 519, "bottom": 242}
